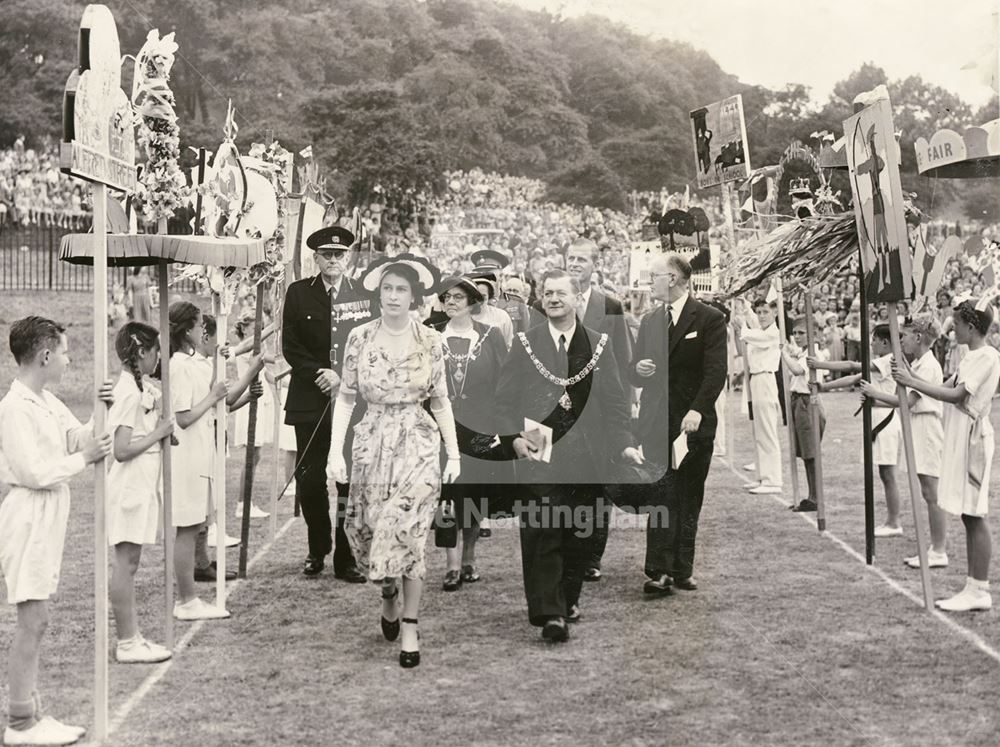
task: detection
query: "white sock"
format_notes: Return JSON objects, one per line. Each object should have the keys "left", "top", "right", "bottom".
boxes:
{"left": 970, "top": 578, "right": 991, "bottom": 593}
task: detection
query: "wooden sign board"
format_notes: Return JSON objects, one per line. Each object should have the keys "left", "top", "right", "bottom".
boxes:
{"left": 843, "top": 97, "right": 912, "bottom": 304}
{"left": 60, "top": 5, "right": 136, "bottom": 193}
{"left": 690, "top": 95, "right": 751, "bottom": 189}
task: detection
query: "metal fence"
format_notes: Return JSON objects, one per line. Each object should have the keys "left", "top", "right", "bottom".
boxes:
{"left": 0, "top": 217, "right": 198, "bottom": 292}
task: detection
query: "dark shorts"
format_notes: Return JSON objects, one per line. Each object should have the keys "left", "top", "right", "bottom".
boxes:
{"left": 791, "top": 392, "right": 825, "bottom": 460}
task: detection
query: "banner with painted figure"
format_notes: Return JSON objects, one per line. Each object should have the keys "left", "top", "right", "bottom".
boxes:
{"left": 843, "top": 97, "right": 912, "bottom": 304}
{"left": 690, "top": 95, "right": 750, "bottom": 189}
{"left": 911, "top": 228, "right": 960, "bottom": 303}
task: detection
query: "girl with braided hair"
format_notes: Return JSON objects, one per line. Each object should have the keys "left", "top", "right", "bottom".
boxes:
{"left": 107, "top": 322, "right": 175, "bottom": 662}
{"left": 893, "top": 299, "right": 1000, "bottom": 612}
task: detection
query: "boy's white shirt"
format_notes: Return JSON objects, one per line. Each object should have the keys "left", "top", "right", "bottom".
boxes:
{"left": 0, "top": 379, "right": 91, "bottom": 490}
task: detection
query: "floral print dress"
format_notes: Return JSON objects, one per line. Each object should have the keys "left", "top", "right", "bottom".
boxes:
{"left": 341, "top": 319, "right": 447, "bottom": 581}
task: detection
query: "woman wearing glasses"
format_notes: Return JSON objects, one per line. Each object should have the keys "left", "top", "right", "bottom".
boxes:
{"left": 426, "top": 276, "right": 508, "bottom": 591}
{"left": 327, "top": 254, "right": 459, "bottom": 668}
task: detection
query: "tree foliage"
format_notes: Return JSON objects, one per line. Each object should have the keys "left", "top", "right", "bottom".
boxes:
{"left": 1, "top": 0, "right": 986, "bottom": 215}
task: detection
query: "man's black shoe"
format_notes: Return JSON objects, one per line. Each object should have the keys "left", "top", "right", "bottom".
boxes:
{"left": 643, "top": 574, "right": 674, "bottom": 595}
{"left": 792, "top": 499, "right": 818, "bottom": 513}
{"left": 583, "top": 567, "right": 602, "bottom": 582}
{"left": 674, "top": 577, "right": 698, "bottom": 591}
{"left": 303, "top": 556, "right": 325, "bottom": 577}
{"left": 542, "top": 617, "right": 569, "bottom": 642}
{"left": 566, "top": 604, "right": 582, "bottom": 623}
{"left": 333, "top": 566, "right": 367, "bottom": 584}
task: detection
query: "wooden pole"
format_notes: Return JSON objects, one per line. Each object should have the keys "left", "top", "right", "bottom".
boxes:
{"left": 775, "top": 277, "right": 801, "bottom": 507}
{"left": 804, "top": 292, "right": 826, "bottom": 531}
{"left": 92, "top": 184, "right": 109, "bottom": 742}
{"left": 156, "top": 221, "right": 174, "bottom": 650}
{"left": 213, "top": 295, "right": 229, "bottom": 610}
{"left": 269, "top": 282, "right": 283, "bottom": 542}
{"left": 859, "top": 261, "right": 875, "bottom": 563}
{"left": 887, "top": 307, "right": 934, "bottom": 609}
{"left": 721, "top": 182, "right": 757, "bottom": 476}
{"left": 238, "top": 284, "right": 266, "bottom": 577}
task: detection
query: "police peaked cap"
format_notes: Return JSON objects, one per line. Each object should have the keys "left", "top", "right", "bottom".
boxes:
{"left": 307, "top": 225, "right": 356, "bottom": 251}
{"left": 469, "top": 248, "right": 511, "bottom": 270}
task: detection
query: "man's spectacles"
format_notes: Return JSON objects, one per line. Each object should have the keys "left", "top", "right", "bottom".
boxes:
{"left": 316, "top": 249, "right": 348, "bottom": 261}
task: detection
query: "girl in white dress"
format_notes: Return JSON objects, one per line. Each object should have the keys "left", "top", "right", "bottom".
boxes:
{"left": 108, "top": 323, "right": 175, "bottom": 663}
{"left": 231, "top": 314, "right": 290, "bottom": 518}
{"left": 893, "top": 300, "right": 1000, "bottom": 612}
{"left": 168, "top": 303, "right": 230, "bottom": 621}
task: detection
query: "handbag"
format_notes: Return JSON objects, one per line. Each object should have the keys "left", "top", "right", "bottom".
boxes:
{"left": 434, "top": 500, "right": 458, "bottom": 548}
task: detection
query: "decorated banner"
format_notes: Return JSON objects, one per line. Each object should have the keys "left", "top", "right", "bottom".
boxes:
{"left": 912, "top": 229, "right": 960, "bottom": 301}
{"left": 843, "top": 96, "right": 912, "bottom": 303}
{"left": 914, "top": 119, "right": 1000, "bottom": 179}
{"left": 690, "top": 94, "right": 750, "bottom": 189}
{"left": 629, "top": 240, "right": 660, "bottom": 290}
{"left": 60, "top": 4, "right": 137, "bottom": 192}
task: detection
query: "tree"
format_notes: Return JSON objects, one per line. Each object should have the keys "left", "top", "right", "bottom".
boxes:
{"left": 301, "top": 84, "right": 440, "bottom": 208}
{"left": 545, "top": 154, "right": 627, "bottom": 211}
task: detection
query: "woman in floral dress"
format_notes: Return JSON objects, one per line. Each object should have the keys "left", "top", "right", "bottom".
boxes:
{"left": 328, "top": 255, "right": 459, "bottom": 668}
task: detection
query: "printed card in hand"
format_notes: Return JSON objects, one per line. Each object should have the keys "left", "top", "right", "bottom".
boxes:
{"left": 523, "top": 418, "right": 553, "bottom": 463}
{"left": 672, "top": 432, "right": 688, "bottom": 470}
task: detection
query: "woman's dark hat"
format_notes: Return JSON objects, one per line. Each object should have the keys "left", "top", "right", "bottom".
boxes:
{"left": 306, "top": 226, "right": 355, "bottom": 251}
{"left": 438, "top": 276, "right": 485, "bottom": 305}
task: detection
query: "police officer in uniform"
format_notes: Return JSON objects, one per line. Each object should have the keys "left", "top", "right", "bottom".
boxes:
{"left": 282, "top": 226, "right": 372, "bottom": 580}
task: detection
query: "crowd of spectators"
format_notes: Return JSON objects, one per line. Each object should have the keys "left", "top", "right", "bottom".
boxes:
{"left": 6, "top": 144, "right": 1000, "bottom": 373}
{"left": 0, "top": 137, "right": 91, "bottom": 228}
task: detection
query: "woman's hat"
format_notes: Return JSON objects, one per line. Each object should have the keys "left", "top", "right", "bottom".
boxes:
{"left": 360, "top": 252, "right": 440, "bottom": 293}
{"left": 437, "top": 275, "right": 484, "bottom": 305}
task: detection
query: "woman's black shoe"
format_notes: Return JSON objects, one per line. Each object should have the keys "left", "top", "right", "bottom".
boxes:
{"left": 399, "top": 618, "right": 420, "bottom": 668}
{"left": 381, "top": 586, "right": 400, "bottom": 641}
{"left": 460, "top": 565, "right": 480, "bottom": 583}
{"left": 442, "top": 570, "right": 463, "bottom": 591}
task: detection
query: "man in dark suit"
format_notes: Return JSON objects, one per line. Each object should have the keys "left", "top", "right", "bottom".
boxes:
{"left": 631, "top": 253, "right": 727, "bottom": 594}
{"left": 496, "top": 270, "right": 640, "bottom": 642}
{"left": 282, "top": 226, "right": 371, "bottom": 581}
{"left": 563, "top": 237, "right": 635, "bottom": 581}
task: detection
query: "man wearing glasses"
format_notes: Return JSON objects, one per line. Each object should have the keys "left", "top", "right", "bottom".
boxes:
{"left": 282, "top": 226, "right": 371, "bottom": 580}
{"left": 631, "top": 253, "right": 727, "bottom": 596}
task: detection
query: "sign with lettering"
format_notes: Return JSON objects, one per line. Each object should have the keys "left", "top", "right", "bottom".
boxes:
{"left": 60, "top": 5, "right": 137, "bottom": 192}
{"left": 690, "top": 95, "right": 751, "bottom": 189}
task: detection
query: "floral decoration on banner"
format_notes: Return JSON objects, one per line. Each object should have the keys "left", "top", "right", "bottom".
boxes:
{"left": 131, "top": 29, "right": 186, "bottom": 224}
{"left": 246, "top": 139, "right": 292, "bottom": 288}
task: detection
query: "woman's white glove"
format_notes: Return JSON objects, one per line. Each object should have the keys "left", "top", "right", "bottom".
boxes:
{"left": 326, "top": 394, "right": 356, "bottom": 485}
{"left": 442, "top": 458, "right": 461, "bottom": 484}
{"left": 431, "top": 398, "right": 461, "bottom": 484}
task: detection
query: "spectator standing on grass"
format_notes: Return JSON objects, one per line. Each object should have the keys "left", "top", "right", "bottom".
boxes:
{"left": 167, "top": 303, "right": 232, "bottom": 621}
{"left": 0, "top": 316, "right": 114, "bottom": 745}
{"left": 810, "top": 324, "right": 903, "bottom": 537}
{"left": 893, "top": 300, "right": 1000, "bottom": 611}
{"left": 127, "top": 268, "right": 153, "bottom": 324}
{"left": 780, "top": 318, "right": 825, "bottom": 513}
{"left": 107, "top": 322, "right": 175, "bottom": 664}
{"left": 860, "top": 315, "right": 948, "bottom": 569}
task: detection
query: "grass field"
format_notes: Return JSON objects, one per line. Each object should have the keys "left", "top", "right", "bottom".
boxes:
{"left": 2, "top": 291, "right": 1000, "bottom": 746}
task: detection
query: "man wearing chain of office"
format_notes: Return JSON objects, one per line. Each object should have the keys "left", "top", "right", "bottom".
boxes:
{"left": 495, "top": 269, "right": 640, "bottom": 642}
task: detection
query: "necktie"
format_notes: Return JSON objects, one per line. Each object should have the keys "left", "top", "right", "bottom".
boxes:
{"left": 557, "top": 334, "right": 568, "bottom": 378}
{"left": 666, "top": 305, "right": 673, "bottom": 349}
